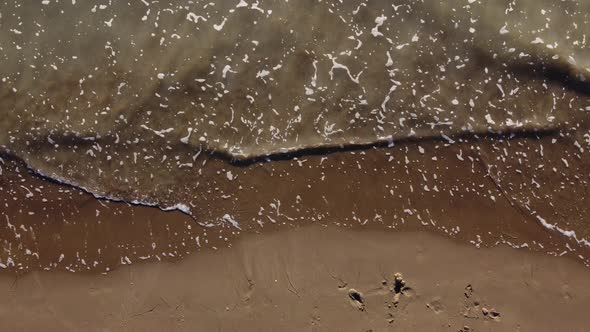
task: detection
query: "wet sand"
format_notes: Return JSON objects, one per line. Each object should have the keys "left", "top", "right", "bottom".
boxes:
{"left": 2, "top": 226, "right": 590, "bottom": 331}
{"left": 2, "top": 132, "right": 590, "bottom": 273}
{"left": 1, "top": 135, "right": 590, "bottom": 330}
{"left": 1, "top": 0, "right": 590, "bottom": 329}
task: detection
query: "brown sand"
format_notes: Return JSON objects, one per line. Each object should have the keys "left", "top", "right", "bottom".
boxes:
{"left": 1, "top": 225, "right": 589, "bottom": 331}
{"left": 3, "top": 132, "right": 590, "bottom": 273}
{"left": 2, "top": 134, "right": 590, "bottom": 330}
{"left": 1, "top": 1, "right": 590, "bottom": 330}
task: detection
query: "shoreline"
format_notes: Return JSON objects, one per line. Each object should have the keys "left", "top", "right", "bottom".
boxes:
{"left": 2, "top": 132, "right": 590, "bottom": 274}
{"left": 1, "top": 0, "right": 590, "bottom": 329}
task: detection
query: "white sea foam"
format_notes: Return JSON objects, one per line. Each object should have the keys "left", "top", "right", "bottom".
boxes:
{"left": 536, "top": 215, "right": 590, "bottom": 248}
{"left": 27, "top": 166, "right": 194, "bottom": 217}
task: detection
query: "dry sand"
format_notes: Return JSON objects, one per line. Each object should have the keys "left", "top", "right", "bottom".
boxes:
{"left": 1, "top": 225, "right": 589, "bottom": 331}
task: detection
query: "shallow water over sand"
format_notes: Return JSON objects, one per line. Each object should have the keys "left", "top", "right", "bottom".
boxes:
{"left": 1, "top": 0, "right": 590, "bottom": 203}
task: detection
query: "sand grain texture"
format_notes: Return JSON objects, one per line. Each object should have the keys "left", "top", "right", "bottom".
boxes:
{"left": 1, "top": 226, "right": 589, "bottom": 332}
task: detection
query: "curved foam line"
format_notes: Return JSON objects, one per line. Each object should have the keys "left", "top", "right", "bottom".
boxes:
{"left": 26, "top": 164, "right": 194, "bottom": 217}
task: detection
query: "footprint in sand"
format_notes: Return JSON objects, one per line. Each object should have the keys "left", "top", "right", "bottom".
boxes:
{"left": 561, "top": 284, "right": 573, "bottom": 301}
{"left": 482, "top": 307, "right": 501, "bottom": 320}
{"left": 391, "top": 272, "right": 413, "bottom": 306}
{"left": 348, "top": 288, "right": 366, "bottom": 311}
{"left": 426, "top": 297, "right": 445, "bottom": 314}
{"left": 464, "top": 284, "right": 474, "bottom": 298}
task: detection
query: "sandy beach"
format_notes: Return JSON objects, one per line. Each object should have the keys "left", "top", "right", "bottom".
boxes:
{"left": 2, "top": 226, "right": 590, "bottom": 331}
{"left": 2, "top": 0, "right": 590, "bottom": 330}
{"left": 2, "top": 134, "right": 590, "bottom": 331}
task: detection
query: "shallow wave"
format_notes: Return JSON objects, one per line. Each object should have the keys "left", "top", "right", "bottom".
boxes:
{"left": 1, "top": 0, "right": 589, "bottom": 204}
